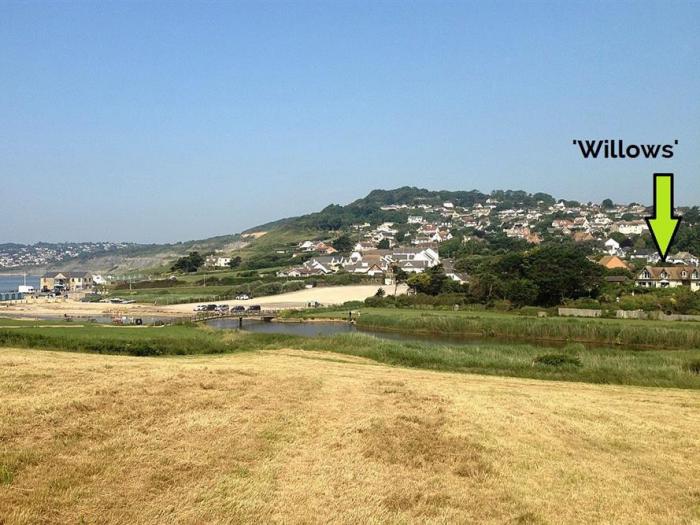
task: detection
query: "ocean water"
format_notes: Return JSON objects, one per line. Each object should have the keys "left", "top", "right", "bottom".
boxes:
{"left": 0, "top": 274, "right": 41, "bottom": 292}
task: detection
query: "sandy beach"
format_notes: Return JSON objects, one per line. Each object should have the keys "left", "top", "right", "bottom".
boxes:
{"left": 0, "top": 284, "right": 402, "bottom": 319}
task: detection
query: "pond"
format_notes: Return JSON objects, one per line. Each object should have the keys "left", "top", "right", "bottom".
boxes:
{"left": 205, "top": 318, "right": 573, "bottom": 349}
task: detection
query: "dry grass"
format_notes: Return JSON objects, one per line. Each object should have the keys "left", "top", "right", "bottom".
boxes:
{"left": 1, "top": 348, "right": 699, "bottom": 524}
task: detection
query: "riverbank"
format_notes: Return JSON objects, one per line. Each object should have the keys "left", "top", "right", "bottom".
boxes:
{"left": 283, "top": 307, "right": 700, "bottom": 350}
{"left": 1, "top": 323, "right": 699, "bottom": 389}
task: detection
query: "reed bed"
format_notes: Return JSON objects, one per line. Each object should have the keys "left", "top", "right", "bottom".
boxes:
{"left": 355, "top": 310, "right": 700, "bottom": 349}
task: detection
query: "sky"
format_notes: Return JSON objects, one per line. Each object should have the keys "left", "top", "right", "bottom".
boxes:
{"left": 1, "top": 1, "right": 699, "bottom": 244}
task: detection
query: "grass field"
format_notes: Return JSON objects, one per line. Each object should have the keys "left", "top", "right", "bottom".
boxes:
{"left": 1, "top": 348, "right": 699, "bottom": 524}
{"left": 111, "top": 284, "right": 237, "bottom": 304}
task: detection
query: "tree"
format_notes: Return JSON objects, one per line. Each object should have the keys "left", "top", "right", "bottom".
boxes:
{"left": 391, "top": 265, "right": 409, "bottom": 295}
{"left": 332, "top": 234, "right": 353, "bottom": 253}
{"left": 504, "top": 279, "right": 539, "bottom": 307}
{"left": 171, "top": 252, "right": 205, "bottom": 273}
{"left": 374, "top": 287, "right": 386, "bottom": 297}
{"left": 406, "top": 265, "right": 447, "bottom": 296}
{"left": 228, "top": 256, "right": 242, "bottom": 269}
{"left": 601, "top": 198, "right": 614, "bottom": 209}
{"left": 523, "top": 245, "right": 604, "bottom": 306}
{"left": 438, "top": 237, "right": 463, "bottom": 258}
{"left": 377, "top": 239, "right": 390, "bottom": 249}
{"left": 406, "top": 272, "right": 432, "bottom": 295}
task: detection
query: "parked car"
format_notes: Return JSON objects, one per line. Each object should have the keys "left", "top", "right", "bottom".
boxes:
{"left": 216, "top": 305, "right": 230, "bottom": 312}
{"left": 248, "top": 305, "right": 261, "bottom": 312}
{"left": 194, "top": 304, "right": 207, "bottom": 312}
{"left": 235, "top": 294, "right": 251, "bottom": 300}
{"left": 205, "top": 304, "right": 218, "bottom": 311}
{"left": 232, "top": 305, "right": 245, "bottom": 312}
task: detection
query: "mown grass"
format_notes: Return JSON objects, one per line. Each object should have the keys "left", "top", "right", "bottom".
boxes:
{"left": 285, "top": 307, "right": 700, "bottom": 349}
{"left": 1, "top": 323, "right": 699, "bottom": 389}
{"left": 3, "top": 348, "right": 697, "bottom": 523}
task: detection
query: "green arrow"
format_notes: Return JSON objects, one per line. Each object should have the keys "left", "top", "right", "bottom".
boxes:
{"left": 645, "top": 173, "right": 681, "bottom": 262}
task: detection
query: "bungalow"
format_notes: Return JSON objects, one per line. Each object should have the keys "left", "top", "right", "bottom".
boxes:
{"left": 667, "top": 252, "right": 699, "bottom": 267}
{"left": 353, "top": 242, "right": 376, "bottom": 252}
{"left": 305, "top": 255, "right": 345, "bottom": 274}
{"left": 344, "top": 262, "right": 385, "bottom": 276}
{"left": 396, "top": 260, "right": 431, "bottom": 273}
{"left": 391, "top": 247, "right": 440, "bottom": 268}
{"left": 635, "top": 266, "right": 700, "bottom": 291}
{"left": 613, "top": 220, "right": 648, "bottom": 236}
{"left": 630, "top": 249, "right": 661, "bottom": 265}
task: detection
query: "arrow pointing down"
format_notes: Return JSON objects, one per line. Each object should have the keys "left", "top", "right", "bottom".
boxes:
{"left": 645, "top": 173, "right": 681, "bottom": 262}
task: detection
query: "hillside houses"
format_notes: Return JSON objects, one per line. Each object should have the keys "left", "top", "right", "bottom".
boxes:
{"left": 283, "top": 196, "right": 696, "bottom": 286}
{"left": 277, "top": 246, "right": 440, "bottom": 279}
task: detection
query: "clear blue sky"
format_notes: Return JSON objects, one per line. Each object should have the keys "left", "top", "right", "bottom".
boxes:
{"left": 2, "top": 1, "right": 699, "bottom": 243}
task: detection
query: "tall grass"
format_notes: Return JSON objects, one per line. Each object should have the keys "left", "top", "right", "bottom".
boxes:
{"left": 295, "top": 333, "right": 700, "bottom": 389}
{"left": 355, "top": 309, "right": 700, "bottom": 349}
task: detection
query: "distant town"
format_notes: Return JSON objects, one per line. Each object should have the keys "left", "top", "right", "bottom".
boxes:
{"left": 0, "top": 242, "right": 135, "bottom": 269}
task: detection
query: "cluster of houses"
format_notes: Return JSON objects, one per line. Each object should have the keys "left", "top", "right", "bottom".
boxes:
{"left": 278, "top": 244, "right": 468, "bottom": 284}
{"left": 0, "top": 242, "right": 132, "bottom": 269}
{"left": 596, "top": 252, "right": 700, "bottom": 291}
{"left": 354, "top": 198, "right": 663, "bottom": 249}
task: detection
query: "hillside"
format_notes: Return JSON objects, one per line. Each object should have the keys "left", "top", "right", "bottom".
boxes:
{"left": 4, "top": 186, "right": 699, "bottom": 276}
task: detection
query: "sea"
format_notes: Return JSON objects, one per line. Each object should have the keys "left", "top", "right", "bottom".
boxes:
{"left": 0, "top": 274, "right": 41, "bottom": 292}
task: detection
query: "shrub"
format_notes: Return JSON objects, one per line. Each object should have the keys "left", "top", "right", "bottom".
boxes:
{"left": 533, "top": 354, "right": 582, "bottom": 368}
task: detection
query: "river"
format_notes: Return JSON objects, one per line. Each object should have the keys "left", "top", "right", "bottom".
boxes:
{"left": 205, "top": 318, "right": 571, "bottom": 348}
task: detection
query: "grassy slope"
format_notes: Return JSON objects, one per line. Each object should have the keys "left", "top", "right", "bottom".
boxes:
{"left": 1, "top": 323, "right": 699, "bottom": 389}
{"left": 1, "top": 348, "right": 698, "bottom": 524}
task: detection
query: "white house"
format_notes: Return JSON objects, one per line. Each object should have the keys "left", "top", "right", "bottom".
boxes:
{"left": 668, "top": 252, "right": 699, "bottom": 267}
{"left": 391, "top": 247, "right": 440, "bottom": 269}
{"left": 604, "top": 238, "right": 622, "bottom": 256}
{"left": 206, "top": 256, "right": 232, "bottom": 268}
{"left": 636, "top": 266, "right": 700, "bottom": 291}
{"left": 615, "top": 221, "right": 648, "bottom": 236}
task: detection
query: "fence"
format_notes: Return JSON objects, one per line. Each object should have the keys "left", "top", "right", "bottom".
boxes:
{"left": 557, "top": 307, "right": 602, "bottom": 318}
